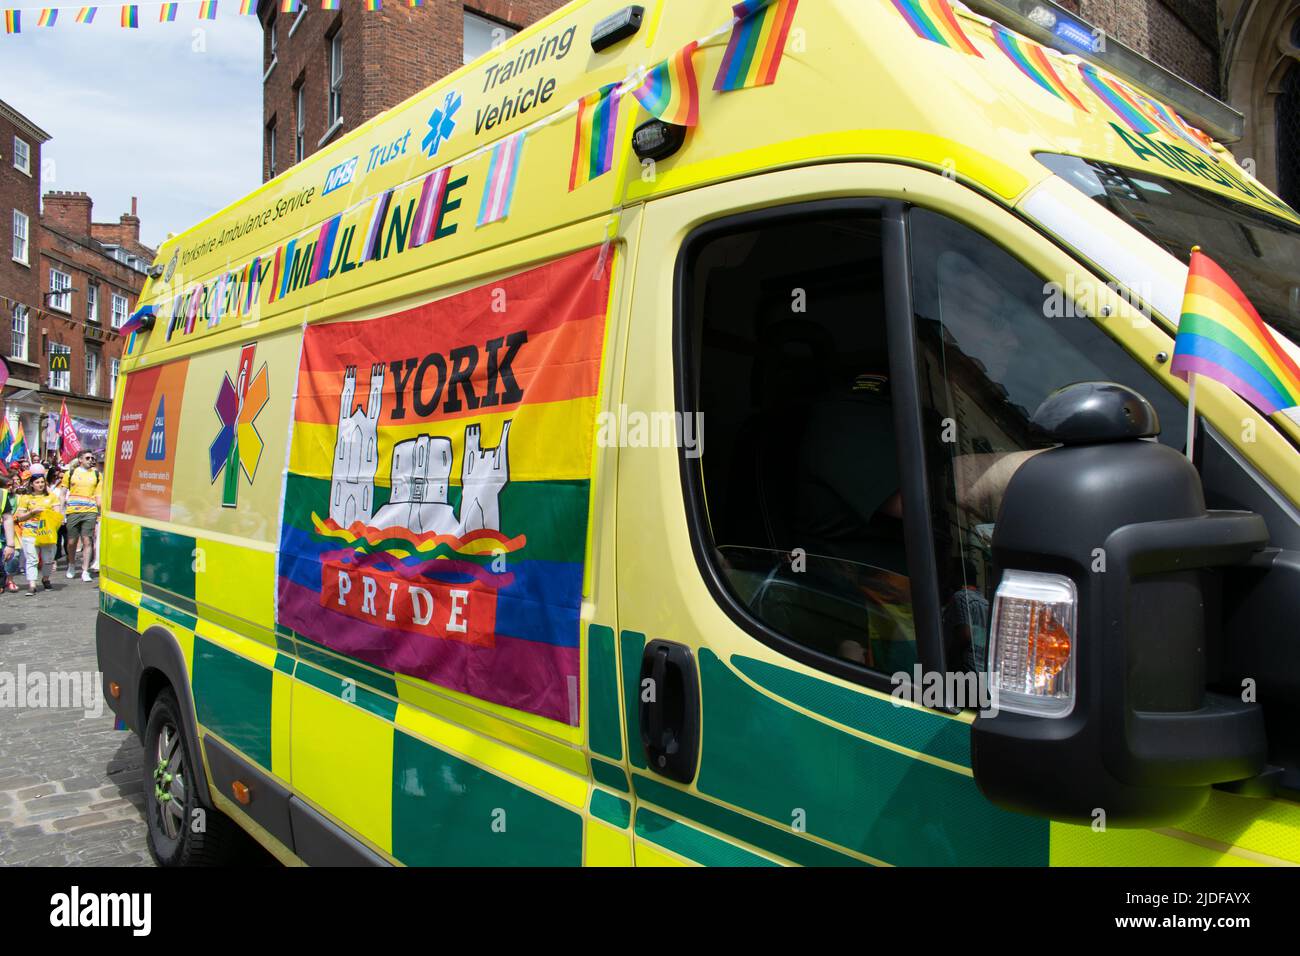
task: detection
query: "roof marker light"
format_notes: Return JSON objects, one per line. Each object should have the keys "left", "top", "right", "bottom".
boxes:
{"left": 591, "top": 6, "right": 644, "bottom": 53}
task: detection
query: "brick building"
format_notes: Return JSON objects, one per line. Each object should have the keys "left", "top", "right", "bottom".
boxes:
{"left": 1, "top": 99, "right": 52, "bottom": 456}
{"left": 258, "top": 0, "right": 568, "bottom": 180}
{"left": 2, "top": 97, "right": 154, "bottom": 462}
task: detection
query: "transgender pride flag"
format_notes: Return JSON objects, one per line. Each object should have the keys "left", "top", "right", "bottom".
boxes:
{"left": 276, "top": 247, "right": 613, "bottom": 725}
{"left": 478, "top": 132, "right": 525, "bottom": 227}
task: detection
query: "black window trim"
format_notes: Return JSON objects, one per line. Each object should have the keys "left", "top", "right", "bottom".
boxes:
{"left": 672, "top": 198, "right": 949, "bottom": 698}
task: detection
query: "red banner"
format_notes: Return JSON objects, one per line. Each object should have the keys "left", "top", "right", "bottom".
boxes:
{"left": 58, "top": 400, "right": 81, "bottom": 464}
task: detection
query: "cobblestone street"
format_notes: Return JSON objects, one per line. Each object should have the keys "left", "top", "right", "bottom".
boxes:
{"left": 0, "top": 573, "right": 154, "bottom": 866}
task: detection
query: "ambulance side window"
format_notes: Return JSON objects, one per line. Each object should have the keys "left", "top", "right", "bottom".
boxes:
{"left": 681, "top": 210, "right": 918, "bottom": 678}
{"left": 908, "top": 209, "right": 1187, "bottom": 673}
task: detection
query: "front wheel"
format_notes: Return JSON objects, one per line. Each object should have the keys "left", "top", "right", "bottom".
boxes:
{"left": 142, "top": 688, "right": 241, "bottom": 866}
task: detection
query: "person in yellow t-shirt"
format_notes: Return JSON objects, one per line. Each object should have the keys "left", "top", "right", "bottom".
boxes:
{"left": 14, "top": 467, "right": 62, "bottom": 595}
{"left": 62, "top": 450, "right": 101, "bottom": 583}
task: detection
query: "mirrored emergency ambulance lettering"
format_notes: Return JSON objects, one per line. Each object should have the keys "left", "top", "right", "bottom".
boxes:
{"left": 276, "top": 247, "right": 611, "bottom": 724}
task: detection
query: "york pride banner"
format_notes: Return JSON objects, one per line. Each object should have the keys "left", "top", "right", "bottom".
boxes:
{"left": 276, "top": 246, "right": 612, "bottom": 724}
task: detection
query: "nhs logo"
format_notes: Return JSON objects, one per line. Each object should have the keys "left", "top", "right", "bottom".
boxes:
{"left": 322, "top": 156, "right": 359, "bottom": 196}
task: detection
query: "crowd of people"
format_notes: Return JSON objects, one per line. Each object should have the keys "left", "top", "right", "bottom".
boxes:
{"left": 0, "top": 450, "right": 103, "bottom": 596}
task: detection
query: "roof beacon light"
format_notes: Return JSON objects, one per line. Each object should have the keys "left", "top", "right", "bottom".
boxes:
{"left": 633, "top": 119, "right": 687, "bottom": 163}
{"left": 987, "top": 570, "right": 1077, "bottom": 717}
{"left": 591, "top": 5, "right": 644, "bottom": 53}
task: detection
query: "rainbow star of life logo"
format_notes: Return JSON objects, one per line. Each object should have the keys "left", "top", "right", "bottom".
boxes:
{"left": 209, "top": 342, "right": 270, "bottom": 508}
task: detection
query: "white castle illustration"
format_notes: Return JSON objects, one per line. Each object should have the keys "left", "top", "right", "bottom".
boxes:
{"left": 327, "top": 363, "right": 511, "bottom": 536}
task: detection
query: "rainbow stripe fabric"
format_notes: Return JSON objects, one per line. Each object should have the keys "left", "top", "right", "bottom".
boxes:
{"left": 634, "top": 41, "right": 701, "bottom": 127}
{"left": 888, "top": 0, "right": 981, "bottom": 56}
{"left": 276, "top": 246, "right": 613, "bottom": 725}
{"left": 198, "top": 1, "right": 218, "bottom": 19}
{"left": 76, "top": 7, "right": 97, "bottom": 23}
{"left": 991, "top": 25, "right": 1087, "bottom": 110}
{"left": 280, "top": 0, "right": 299, "bottom": 13}
{"left": 1171, "top": 250, "right": 1300, "bottom": 416}
{"left": 568, "top": 84, "right": 623, "bottom": 191}
{"left": 1137, "top": 94, "right": 1215, "bottom": 157}
{"left": 121, "top": 4, "right": 138, "bottom": 27}
{"left": 715, "top": 0, "right": 800, "bottom": 92}
{"left": 364, "top": 0, "right": 381, "bottom": 10}
{"left": 478, "top": 131, "right": 525, "bottom": 226}
{"left": 9, "top": 421, "right": 26, "bottom": 463}
{"left": 238, "top": 0, "right": 253, "bottom": 13}
{"left": 408, "top": 166, "right": 451, "bottom": 249}
{"left": 0, "top": 420, "right": 11, "bottom": 463}
{"left": 320, "top": 0, "right": 339, "bottom": 9}
{"left": 1078, "top": 63, "right": 1157, "bottom": 134}
{"left": 4, "top": 9, "right": 20, "bottom": 32}
{"left": 160, "top": 3, "right": 177, "bottom": 22}
{"left": 36, "top": 8, "right": 57, "bottom": 26}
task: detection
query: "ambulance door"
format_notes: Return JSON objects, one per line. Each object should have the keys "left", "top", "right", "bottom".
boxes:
{"left": 617, "top": 164, "right": 1049, "bottom": 866}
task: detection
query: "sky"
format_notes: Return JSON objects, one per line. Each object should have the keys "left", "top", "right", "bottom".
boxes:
{"left": 2, "top": 2, "right": 263, "bottom": 249}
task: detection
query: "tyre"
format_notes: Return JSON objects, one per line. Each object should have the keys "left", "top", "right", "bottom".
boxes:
{"left": 142, "top": 688, "right": 243, "bottom": 866}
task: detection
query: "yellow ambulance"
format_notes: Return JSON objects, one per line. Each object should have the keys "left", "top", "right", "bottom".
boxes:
{"left": 97, "top": 0, "right": 1300, "bottom": 866}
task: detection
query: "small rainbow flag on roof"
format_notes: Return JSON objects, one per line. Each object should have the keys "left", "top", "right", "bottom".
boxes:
{"left": 281, "top": 0, "right": 299, "bottom": 13}
{"left": 122, "top": 4, "right": 139, "bottom": 27}
{"left": 160, "top": 3, "right": 177, "bottom": 22}
{"left": 715, "top": 0, "right": 800, "bottom": 92}
{"left": 36, "top": 8, "right": 57, "bottom": 27}
{"left": 4, "top": 9, "right": 21, "bottom": 33}
{"left": 569, "top": 83, "right": 624, "bottom": 191}
{"left": 319, "top": 0, "right": 338, "bottom": 9}
{"left": 1136, "top": 94, "right": 1215, "bottom": 158}
{"left": 198, "top": 1, "right": 218, "bottom": 20}
{"left": 634, "top": 41, "right": 701, "bottom": 126}
{"left": 1172, "top": 249, "right": 1300, "bottom": 416}
{"left": 992, "top": 25, "right": 1087, "bottom": 110}
{"left": 888, "top": 0, "right": 982, "bottom": 56}
{"left": 364, "top": 0, "right": 381, "bottom": 10}
{"left": 76, "top": 7, "right": 98, "bottom": 24}
{"left": 407, "top": 0, "right": 422, "bottom": 6}
{"left": 1079, "top": 63, "right": 1157, "bottom": 135}
{"left": 237, "top": 0, "right": 253, "bottom": 13}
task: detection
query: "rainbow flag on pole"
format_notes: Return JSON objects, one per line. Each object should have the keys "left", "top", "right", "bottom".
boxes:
{"left": 1079, "top": 64, "right": 1157, "bottom": 135}
{"left": 568, "top": 84, "right": 624, "bottom": 191}
{"left": 9, "top": 420, "right": 27, "bottom": 464}
{"left": 1172, "top": 249, "right": 1300, "bottom": 417}
{"left": 198, "top": 1, "right": 218, "bottom": 19}
{"left": 634, "top": 41, "right": 701, "bottom": 126}
{"left": 160, "top": 3, "right": 177, "bottom": 21}
{"left": 715, "top": 0, "right": 800, "bottom": 92}
{"left": 276, "top": 246, "right": 613, "bottom": 725}
{"left": 0, "top": 419, "right": 12, "bottom": 464}
{"left": 76, "top": 7, "right": 97, "bottom": 23}
{"left": 122, "top": 4, "right": 139, "bottom": 27}
{"left": 36, "top": 8, "right": 57, "bottom": 26}
{"left": 991, "top": 25, "right": 1087, "bottom": 110}
{"left": 4, "top": 10, "right": 21, "bottom": 33}
{"left": 888, "top": 0, "right": 982, "bottom": 56}
{"left": 478, "top": 131, "right": 525, "bottom": 226}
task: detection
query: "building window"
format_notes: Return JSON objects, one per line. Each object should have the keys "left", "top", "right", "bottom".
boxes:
{"left": 49, "top": 342, "right": 71, "bottom": 391}
{"left": 110, "top": 357, "right": 120, "bottom": 398}
{"left": 267, "top": 120, "right": 277, "bottom": 177}
{"left": 12, "top": 210, "right": 28, "bottom": 264}
{"left": 464, "top": 10, "right": 516, "bottom": 65}
{"left": 87, "top": 282, "right": 99, "bottom": 323}
{"left": 329, "top": 33, "right": 343, "bottom": 127}
{"left": 269, "top": 13, "right": 277, "bottom": 60}
{"left": 48, "top": 268, "right": 72, "bottom": 313}
{"left": 12, "top": 136, "right": 30, "bottom": 175}
{"left": 85, "top": 348, "right": 99, "bottom": 397}
{"left": 1279, "top": 63, "right": 1300, "bottom": 213}
{"left": 10, "top": 304, "right": 27, "bottom": 362}
{"left": 111, "top": 293, "right": 128, "bottom": 329}
{"left": 295, "top": 83, "right": 305, "bottom": 162}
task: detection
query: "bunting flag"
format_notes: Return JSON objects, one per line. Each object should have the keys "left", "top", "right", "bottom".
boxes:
{"left": 119, "top": 304, "right": 154, "bottom": 337}
{"left": 409, "top": 166, "right": 451, "bottom": 249}
{"left": 887, "top": 0, "right": 981, "bottom": 56}
{"left": 76, "top": 7, "right": 97, "bottom": 23}
{"left": 715, "top": 0, "right": 800, "bottom": 92}
{"left": 198, "top": 0, "right": 218, "bottom": 19}
{"left": 280, "top": 0, "right": 298, "bottom": 13}
{"left": 36, "top": 9, "right": 57, "bottom": 26}
{"left": 1172, "top": 249, "right": 1300, "bottom": 416}
{"left": 362, "top": 189, "right": 392, "bottom": 262}
{"left": 160, "top": 3, "right": 177, "bottom": 22}
{"left": 991, "top": 24, "right": 1087, "bottom": 110}
{"left": 121, "top": 4, "right": 138, "bottom": 27}
{"left": 238, "top": 0, "right": 254, "bottom": 14}
{"left": 633, "top": 41, "right": 701, "bottom": 126}
{"left": 407, "top": 0, "right": 422, "bottom": 6}
{"left": 309, "top": 215, "right": 342, "bottom": 282}
{"left": 276, "top": 246, "right": 613, "bottom": 725}
{"left": 1078, "top": 63, "right": 1158, "bottom": 135}
{"left": 4, "top": 9, "right": 19, "bottom": 32}
{"left": 320, "top": 0, "right": 339, "bottom": 8}
{"left": 364, "top": 0, "right": 381, "bottom": 10}
{"left": 478, "top": 131, "right": 525, "bottom": 226}
{"left": 569, "top": 83, "right": 624, "bottom": 191}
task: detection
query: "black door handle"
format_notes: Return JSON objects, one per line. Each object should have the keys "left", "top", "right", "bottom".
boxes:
{"left": 639, "top": 640, "right": 700, "bottom": 784}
